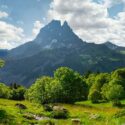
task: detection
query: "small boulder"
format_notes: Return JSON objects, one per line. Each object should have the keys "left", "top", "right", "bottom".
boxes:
{"left": 52, "top": 106, "right": 64, "bottom": 111}
{"left": 15, "top": 103, "right": 27, "bottom": 109}
{"left": 51, "top": 106, "right": 69, "bottom": 119}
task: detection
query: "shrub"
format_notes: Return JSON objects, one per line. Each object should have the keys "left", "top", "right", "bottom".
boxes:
{"left": 112, "top": 100, "right": 122, "bottom": 107}
{"left": 23, "top": 113, "right": 35, "bottom": 120}
{"left": 25, "top": 77, "right": 63, "bottom": 104}
{"left": 9, "top": 86, "right": 26, "bottom": 100}
{"left": 88, "top": 90, "right": 101, "bottom": 103}
{"left": 54, "top": 67, "right": 88, "bottom": 103}
{"left": 0, "top": 83, "right": 11, "bottom": 99}
{"left": 43, "top": 104, "right": 53, "bottom": 112}
{"left": 0, "top": 109, "right": 15, "bottom": 124}
{"left": 113, "top": 110, "right": 125, "bottom": 118}
{"left": 38, "top": 119, "right": 55, "bottom": 125}
{"left": 0, "top": 109, "right": 7, "bottom": 120}
{"left": 51, "top": 108, "right": 69, "bottom": 119}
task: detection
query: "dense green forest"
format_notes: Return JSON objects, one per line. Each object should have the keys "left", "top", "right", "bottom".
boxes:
{"left": 1, "top": 59, "right": 125, "bottom": 124}
{"left": 1, "top": 66, "right": 125, "bottom": 106}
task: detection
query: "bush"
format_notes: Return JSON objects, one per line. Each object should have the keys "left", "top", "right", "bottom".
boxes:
{"left": 23, "top": 113, "right": 35, "bottom": 120}
{"left": 38, "top": 119, "right": 55, "bottom": 125}
{"left": 112, "top": 100, "right": 122, "bottom": 107}
{"left": 25, "top": 77, "right": 63, "bottom": 104}
{"left": 0, "top": 83, "right": 11, "bottom": 99}
{"left": 43, "top": 104, "right": 53, "bottom": 112}
{"left": 51, "top": 108, "right": 69, "bottom": 119}
{"left": 0, "top": 109, "right": 7, "bottom": 120}
{"left": 9, "top": 86, "right": 26, "bottom": 100}
{"left": 88, "top": 90, "right": 101, "bottom": 103}
{"left": 113, "top": 110, "right": 125, "bottom": 118}
{"left": 54, "top": 67, "right": 88, "bottom": 103}
{"left": 0, "top": 109, "right": 15, "bottom": 124}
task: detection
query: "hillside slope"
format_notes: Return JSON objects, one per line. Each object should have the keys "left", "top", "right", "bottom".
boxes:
{"left": 0, "top": 20, "right": 125, "bottom": 86}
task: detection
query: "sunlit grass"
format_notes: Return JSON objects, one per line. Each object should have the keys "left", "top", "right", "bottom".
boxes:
{"left": 0, "top": 99, "right": 125, "bottom": 125}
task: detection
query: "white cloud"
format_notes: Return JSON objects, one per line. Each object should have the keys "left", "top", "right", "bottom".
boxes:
{"left": 0, "top": 11, "right": 8, "bottom": 19}
{"left": 0, "top": 19, "right": 44, "bottom": 49}
{"left": 0, "top": 21, "right": 25, "bottom": 49}
{"left": 46, "top": 0, "right": 125, "bottom": 46}
{"left": 103, "top": 0, "right": 125, "bottom": 8}
{"left": 32, "top": 20, "right": 44, "bottom": 37}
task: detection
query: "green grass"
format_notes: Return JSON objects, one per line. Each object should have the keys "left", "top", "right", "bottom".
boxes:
{"left": 0, "top": 99, "right": 125, "bottom": 125}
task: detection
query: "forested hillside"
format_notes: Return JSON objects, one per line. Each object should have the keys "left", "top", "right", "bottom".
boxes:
{"left": 1, "top": 66, "right": 125, "bottom": 125}
{"left": 1, "top": 20, "right": 125, "bottom": 86}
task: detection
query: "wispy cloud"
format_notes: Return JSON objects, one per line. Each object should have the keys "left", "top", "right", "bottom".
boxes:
{"left": 32, "top": 20, "right": 44, "bottom": 37}
{"left": 47, "top": 0, "right": 125, "bottom": 46}
{"left": 0, "top": 11, "right": 8, "bottom": 19}
{"left": 0, "top": 21, "right": 25, "bottom": 49}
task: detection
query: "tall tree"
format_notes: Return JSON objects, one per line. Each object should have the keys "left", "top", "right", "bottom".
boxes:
{"left": 54, "top": 67, "right": 88, "bottom": 103}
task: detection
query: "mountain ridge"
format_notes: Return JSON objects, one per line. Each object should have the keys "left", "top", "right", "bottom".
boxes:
{"left": 0, "top": 20, "right": 125, "bottom": 86}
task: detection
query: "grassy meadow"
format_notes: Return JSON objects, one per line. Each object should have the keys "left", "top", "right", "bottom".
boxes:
{"left": 1, "top": 99, "right": 125, "bottom": 125}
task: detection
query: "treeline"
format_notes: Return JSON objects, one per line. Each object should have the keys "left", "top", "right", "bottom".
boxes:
{"left": 25, "top": 67, "right": 88, "bottom": 104}
{"left": 25, "top": 67, "right": 125, "bottom": 106}
{"left": 1, "top": 66, "right": 125, "bottom": 106}
{"left": 0, "top": 83, "right": 26, "bottom": 100}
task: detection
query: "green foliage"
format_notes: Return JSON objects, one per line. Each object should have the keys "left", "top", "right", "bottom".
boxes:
{"left": 101, "top": 81, "right": 124, "bottom": 107}
{"left": 102, "top": 83, "right": 124, "bottom": 101}
{"left": 43, "top": 104, "right": 53, "bottom": 112}
{"left": 54, "top": 67, "right": 88, "bottom": 103}
{"left": 111, "top": 68, "right": 125, "bottom": 90}
{"left": 25, "top": 76, "right": 62, "bottom": 104}
{"left": 0, "top": 109, "right": 7, "bottom": 120}
{"left": 88, "top": 73, "right": 110, "bottom": 102}
{"left": 0, "top": 83, "right": 11, "bottom": 98}
{"left": 93, "top": 73, "right": 110, "bottom": 91}
{"left": 88, "top": 90, "right": 101, "bottom": 103}
{"left": 26, "top": 67, "right": 88, "bottom": 104}
{"left": 84, "top": 70, "right": 92, "bottom": 79}
{"left": 9, "top": 84, "right": 26, "bottom": 100}
{"left": 0, "top": 83, "right": 26, "bottom": 100}
{"left": 85, "top": 73, "right": 97, "bottom": 88}
{"left": 1, "top": 98, "right": 125, "bottom": 125}
{"left": 0, "top": 59, "right": 5, "bottom": 68}
{"left": 0, "top": 108, "right": 15, "bottom": 125}
{"left": 51, "top": 109, "right": 69, "bottom": 119}
{"left": 38, "top": 119, "right": 55, "bottom": 125}
{"left": 10, "top": 83, "right": 21, "bottom": 89}
{"left": 112, "top": 68, "right": 125, "bottom": 80}
{"left": 113, "top": 110, "right": 125, "bottom": 118}
{"left": 112, "top": 100, "right": 122, "bottom": 107}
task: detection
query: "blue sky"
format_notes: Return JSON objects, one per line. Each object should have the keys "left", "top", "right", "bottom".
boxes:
{"left": 0, "top": 0, "right": 125, "bottom": 49}
{"left": 0, "top": 0, "right": 51, "bottom": 36}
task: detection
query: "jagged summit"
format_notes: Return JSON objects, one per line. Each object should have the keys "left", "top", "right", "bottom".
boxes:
{"left": 38, "top": 20, "right": 71, "bottom": 34}
{"left": 104, "top": 41, "right": 118, "bottom": 50}
{"left": 7, "top": 20, "right": 85, "bottom": 59}
{"left": 62, "top": 21, "right": 70, "bottom": 27}
{"left": 34, "top": 20, "right": 84, "bottom": 48}
{"left": 1, "top": 20, "right": 125, "bottom": 86}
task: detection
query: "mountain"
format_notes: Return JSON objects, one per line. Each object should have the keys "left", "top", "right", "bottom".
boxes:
{"left": 0, "top": 49, "right": 8, "bottom": 58}
{"left": 104, "top": 41, "right": 125, "bottom": 54}
{"left": 7, "top": 20, "right": 85, "bottom": 59}
{"left": 104, "top": 42, "right": 118, "bottom": 50}
{"left": 0, "top": 20, "right": 125, "bottom": 86}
